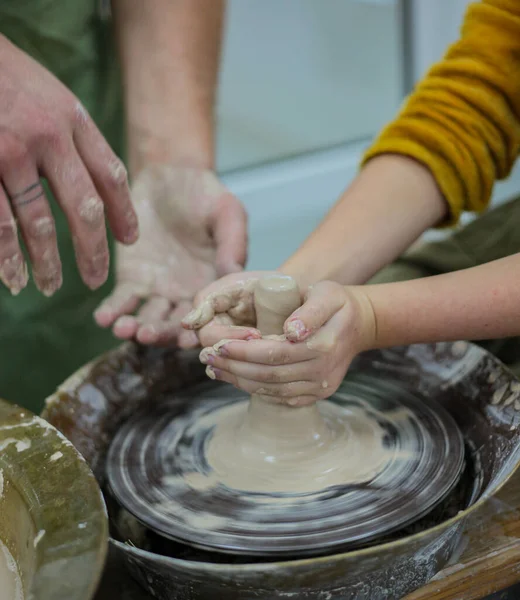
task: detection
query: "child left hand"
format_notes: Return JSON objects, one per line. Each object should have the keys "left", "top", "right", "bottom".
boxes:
{"left": 197, "top": 281, "right": 376, "bottom": 406}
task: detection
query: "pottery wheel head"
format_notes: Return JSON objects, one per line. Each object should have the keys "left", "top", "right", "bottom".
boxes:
{"left": 106, "top": 374, "right": 465, "bottom": 558}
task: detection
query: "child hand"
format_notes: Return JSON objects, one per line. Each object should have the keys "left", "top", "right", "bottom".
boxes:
{"left": 198, "top": 281, "right": 376, "bottom": 406}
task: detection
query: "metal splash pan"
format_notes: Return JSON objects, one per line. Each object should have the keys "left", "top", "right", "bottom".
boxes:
{"left": 42, "top": 341, "right": 520, "bottom": 600}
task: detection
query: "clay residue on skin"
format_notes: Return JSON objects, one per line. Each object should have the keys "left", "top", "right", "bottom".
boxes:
{"left": 79, "top": 196, "right": 104, "bottom": 227}
{"left": 0, "top": 254, "right": 28, "bottom": 295}
{"left": 31, "top": 216, "right": 54, "bottom": 239}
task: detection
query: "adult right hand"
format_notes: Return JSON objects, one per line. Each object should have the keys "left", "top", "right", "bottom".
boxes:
{"left": 0, "top": 35, "right": 138, "bottom": 296}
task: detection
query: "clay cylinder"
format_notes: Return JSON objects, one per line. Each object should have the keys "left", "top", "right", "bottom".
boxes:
{"left": 253, "top": 274, "right": 301, "bottom": 336}
{"left": 245, "top": 274, "right": 330, "bottom": 446}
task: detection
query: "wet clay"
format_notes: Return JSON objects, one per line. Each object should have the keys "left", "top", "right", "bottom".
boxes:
{"left": 0, "top": 540, "right": 23, "bottom": 600}
{"left": 203, "top": 275, "right": 398, "bottom": 495}
{"left": 204, "top": 398, "right": 395, "bottom": 493}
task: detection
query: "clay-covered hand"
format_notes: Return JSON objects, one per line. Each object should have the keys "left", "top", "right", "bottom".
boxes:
{"left": 181, "top": 270, "right": 284, "bottom": 348}
{"left": 196, "top": 281, "right": 377, "bottom": 406}
{"left": 0, "top": 36, "right": 137, "bottom": 296}
{"left": 94, "top": 165, "right": 247, "bottom": 346}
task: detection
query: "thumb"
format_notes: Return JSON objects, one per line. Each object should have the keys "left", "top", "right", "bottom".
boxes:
{"left": 210, "top": 193, "right": 248, "bottom": 276}
{"left": 284, "top": 282, "right": 346, "bottom": 342}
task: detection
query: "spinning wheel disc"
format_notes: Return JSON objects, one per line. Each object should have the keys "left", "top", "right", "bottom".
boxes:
{"left": 106, "top": 374, "right": 465, "bottom": 558}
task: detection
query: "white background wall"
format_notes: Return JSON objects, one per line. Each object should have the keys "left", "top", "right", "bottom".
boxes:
{"left": 217, "top": 0, "right": 520, "bottom": 268}
{"left": 216, "top": 0, "right": 403, "bottom": 172}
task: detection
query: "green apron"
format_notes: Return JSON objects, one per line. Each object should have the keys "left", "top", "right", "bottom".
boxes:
{"left": 0, "top": 0, "right": 124, "bottom": 411}
{"left": 370, "top": 195, "right": 520, "bottom": 378}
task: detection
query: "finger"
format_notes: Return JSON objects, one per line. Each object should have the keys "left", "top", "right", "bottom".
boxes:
{"left": 199, "top": 351, "right": 317, "bottom": 384}
{"left": 208, "top": 338, "right": 317, "bottom": 365}
{"left": 210, "top": 192, "right": 248, "bottom": 276}
{"left": 72, "top": 102, "right": 138, "bottom": 245}
{"left": 284, "top": 281, "right": 346, "bottom": 342}
{"left": 136, "top": 300, "right": 190, "bottom": 346}
{"left": 0, "top": 186, "right": 27, "bottom": 295}
{"left": 136, "top": 296, "right": 171, "bottom": 323}
{"left": 94, "top": 282, "right": 141, "bottom": 327}
{"left": 178, "top": 329, "right": 200, "bottom": 349}
{"left": 182, "top": 282, "right": 255, "bottom": 329}
{"left": 205, "top": 365, "right": 319, "bottom": 404}
{"left": 4, "top": 168, "right": 61, "bottom": 296}
{"left": 197, "top": 323, "right": 261, "bottom": 348}
{"left": 112, "top": 315, "right": 141, "bottom": 340}
{"left": 41, "top": 140, "right": 110, "bottom": 289}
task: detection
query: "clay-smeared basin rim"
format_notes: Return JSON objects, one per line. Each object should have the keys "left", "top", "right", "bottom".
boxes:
{"left": 0, "top": 398, "right": 108, "bottom": 600}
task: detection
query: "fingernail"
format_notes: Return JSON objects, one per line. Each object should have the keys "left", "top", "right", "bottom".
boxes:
{"left": 94, "top": 307, "right": 112, "bottom": 321}
{"left": 38, "top": 276, "right": 63, "bottom": 297}
{"left": 200, "top": 346, "right": 217, "bottom": 363}
{"left": 182, "top": 309, "right": 199, "bottom": 328}
{"left": 216, "top": 344, "right": 229, "bottom": 357}
{"left": 245, "top": 329, "right": 262, "bottom": 341}
{"left": 199, "top": 348, "right": 215, "bottom": 365}
{"left": 285, "top": 319, "right": 308, "bottom": 341}
{"left": 206, "top": 366, "right": 217, "bottom": 380}
{"left": 125, "top": 229, "right": 139, "bottom": 244}
{"left": 114, "top": 315, "right": 134, "bottom": 329}
{"left": 0, "top": 254, "right": 28, "bottom": 295}
{"left": 141, "top": 324, "right": 158, "bottom": 336}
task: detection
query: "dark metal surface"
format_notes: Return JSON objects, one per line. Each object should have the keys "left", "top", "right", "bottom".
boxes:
{"left": 106, "top": 376, "right": 464, "bottom": 557}
{"left": 43, "top": 341, "right": 520, "bottom": 600}
{"left": 484, "top": 583, "right": 520, "bottom": 600}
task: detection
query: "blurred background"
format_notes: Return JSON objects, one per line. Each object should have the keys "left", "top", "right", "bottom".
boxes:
{"left": 215, "top": 0, "right": 520, "bottom": 269}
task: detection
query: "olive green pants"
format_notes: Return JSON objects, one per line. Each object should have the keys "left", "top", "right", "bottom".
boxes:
{"left": 370, "top": 195, "right": 520, "bottom": 378}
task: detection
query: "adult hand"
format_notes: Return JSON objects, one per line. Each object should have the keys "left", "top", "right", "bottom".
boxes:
{"left": 196, "top": 281, "right": 377, "bottom": 406}
{"left": 94, "top": 165, "right": 247, "bottom": 346}
{"left": 0, "top": 35, "right": 138, "bottom": 296}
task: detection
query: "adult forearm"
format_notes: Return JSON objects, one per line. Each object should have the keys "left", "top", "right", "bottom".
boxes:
{"left": 111, "top": 0, "right": 225, "bottom": 176}
{"left": 280, "top": 155, "right": 447, "bottom": 288}
{"left": 361, "top": 252, "right": 520, "bottom": 349}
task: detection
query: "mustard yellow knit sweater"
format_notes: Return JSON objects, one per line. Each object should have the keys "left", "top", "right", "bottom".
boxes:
{"left": 363, "top": 0, "right": 520, "bottom": 225}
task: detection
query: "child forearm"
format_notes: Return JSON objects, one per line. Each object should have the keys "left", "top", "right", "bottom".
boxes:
{"left": 360, "top": 253, "right": 520, "bottom": 348}
{"left": 280, "top": 155, "right": 446, "bottom": 288}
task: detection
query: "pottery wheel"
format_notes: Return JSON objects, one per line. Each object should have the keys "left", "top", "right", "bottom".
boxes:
{"left": 106, "top": 276, "right": 465, "bottom": 558}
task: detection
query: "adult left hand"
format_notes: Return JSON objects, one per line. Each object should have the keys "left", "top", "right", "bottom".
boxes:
{"left": 94, "top": 165, "right": 247, "bottom": 346}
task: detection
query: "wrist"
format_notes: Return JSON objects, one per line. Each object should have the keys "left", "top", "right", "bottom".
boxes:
{"left": 128, "top": 123, "right": 214, "bottom": 178}
{"left": 346, "top": 286, "right": 378, "bottom": 353}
